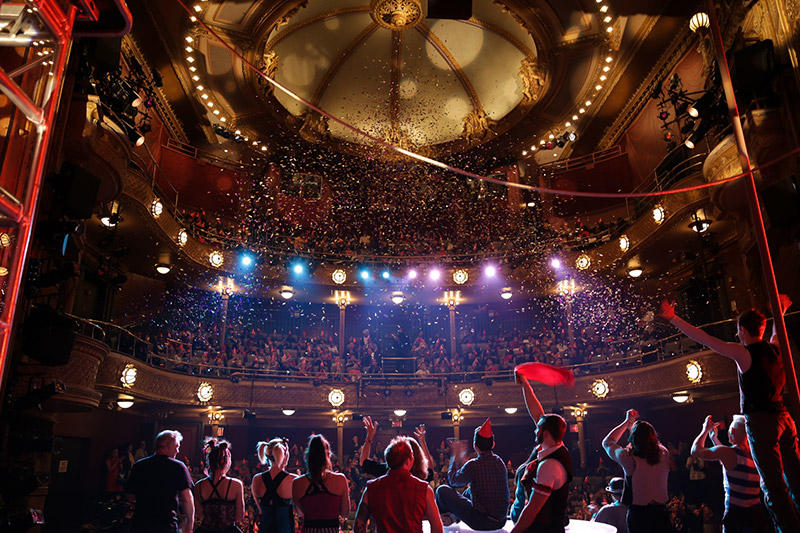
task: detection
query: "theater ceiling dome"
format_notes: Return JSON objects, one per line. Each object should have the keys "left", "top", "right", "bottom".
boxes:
{"left": 257, "top": 0, "right": 541, "bottom": 150}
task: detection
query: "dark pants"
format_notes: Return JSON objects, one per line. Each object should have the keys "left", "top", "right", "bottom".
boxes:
{"left": 627, "top": 504, "right": 671, "bottom": 533}
{"left": 722, "top": 504, "right": 772, "bottom": 533}
{"left": 435, "top": 485, "right": 506, "bottom": 531}
{"left": 745, "top": 411, "right": 800, "bottom": 533}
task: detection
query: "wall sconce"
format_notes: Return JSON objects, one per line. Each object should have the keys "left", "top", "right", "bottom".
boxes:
{"left": 652, "top": 205, "right": 666, "bottom": 224}
{"left": 208, "top": 411, "right": 224, "bottom": 422}
{"left": 155, "top": 263, "right": 171, "bottom": 274}
{"left": 120, "top": 363, "right": 138, "bottom": 387}
{"left": 177, "top": 228, "right": 188, "bottom": 246}
{"left": 575, "top": 254, "right": 591, "bottom": 271}
{"left": 280, "top": 286, "right": 295, "bottom": 300}
{"left": 334, "top": 290, "right": 351, "bottom": 307}
{"left": 672, "top": 391, "right": 691, "bottom": 403}
{"left": 117, "top": 395, "right": 134, "bottom": 409}
{"left": 150, "top": 199, "right": 163, "bottom": 218}
{"left": 391, "top": 291, "right": 405, "bottom": 305}
{"left": 453, "top": 269, "right": 468, "bottom": 285}
{"left": 393, "top": 409, "right": 407, "bottom": 417}
{"left": 328, "top": 388, "right": 345, "bottom": 407}
{"left": 332, "top": 269, "right": 346, "bottom": 284}
{"left": 282, "top": 409, "right": 296, "bottom": 416}
{"left": 628, "top": 267, "right": 643, "bottom": 278}
{"left": 209, "top": 251, "right": 224, "bottom": 267}
{"left": 197, "top": 382, "right": 214, "bottom": 402}
{"left": 504, "top": 407, "right": 518, "bottom": 414}
{"left": 458, "top": 388, "right": 475, "bottom": 406}
{"left": 686, "top": 360, "right": 703, "bottom": 383}
{"left": 591, "top": 379, "right": 610, "bottom": 398}
{"left": 619, "top": 235, "right": 630, "bottom": 252}
{"left": 500, "top": 287, "right": 512, "bottom": 300}
{"left": 689, "top": 12, "right": 710, "bottom": 33}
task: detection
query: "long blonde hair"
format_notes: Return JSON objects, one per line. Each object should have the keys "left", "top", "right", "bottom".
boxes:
{"left": 256, "top": 437, "right": 289, "bottom": 468}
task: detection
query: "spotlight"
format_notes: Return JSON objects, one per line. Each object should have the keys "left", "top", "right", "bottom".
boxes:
{"left": 484, "top": 265, "right": 497, "bottom": 277}
{"left": 407, "top": 269, "right": 417, "bottom": 279}
{"left": 127, "top": 129, "right": 145, "bottom": 146}
{"left": 13, "top": 380, "right": 66, "bottom": 410}
{"left": 292, "top": 263, "right": 305, "bottom": 275}
{"left": 150, "top": 199, "right": 163, "bottom": 218}
{"left": 429, "top": 269, "right": 441, "bottom": 281}
{"left": 575, "top": 254, "right": 591, "bottom": 271}
{"left": 360, "top": 270, "right": 370, "bottom": 280}
{"left": 549, "top": 258, "right": 562, "bottom": 269}
{"left": 687, "top": 105, "right": 699, "bottom": 118}
{"left": 556, "top": 139, "right": 565, "bottom": 148}
{"left": 458, "top": 388, "right": 475, "bottom": 406}
{"left": 381, "top": 270, "right": 390, "bottom": 279}
{"left": 197, "top": 382, "right": 214, "bottom": 402}
{"left": 240, "top": 253, "right": 255, "bottom": 267}
{"left": 545, "top": 141, "right": 554, "bottom": 150}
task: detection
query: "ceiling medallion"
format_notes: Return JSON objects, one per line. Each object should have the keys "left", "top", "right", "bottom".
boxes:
{"left": 370, "top": 0, "right": 423, "bottom": 31}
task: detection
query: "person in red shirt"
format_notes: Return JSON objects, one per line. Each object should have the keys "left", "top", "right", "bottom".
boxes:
{"left": 354, "top": 437, "right": 442, "bottom": 533}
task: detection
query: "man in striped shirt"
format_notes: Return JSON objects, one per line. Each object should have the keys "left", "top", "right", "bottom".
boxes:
{"left": 691, "top": 415, "right": 770, "bottom": 533}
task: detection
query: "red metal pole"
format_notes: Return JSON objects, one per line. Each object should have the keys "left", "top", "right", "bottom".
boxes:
{"left": 705, "top": 0, "right": 800, "bottom": 414}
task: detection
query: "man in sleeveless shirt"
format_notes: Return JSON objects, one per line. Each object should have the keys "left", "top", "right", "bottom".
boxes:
{"left": 354, "top": 437, "right": 443, "bottom": 533}
{"left": 691, "top": 415, "right": 770, "bottom": 533}
{"left": 511, "top": 375, "right": 573, "bottom": 533}
{"left": 661, "top": 297, "right": 800, "bottom": 532}
{"left": 127, "top": 430, "right": 195, "bottom": 533}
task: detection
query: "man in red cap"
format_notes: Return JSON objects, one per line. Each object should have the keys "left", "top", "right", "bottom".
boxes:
{"left": 511, "top": 375, "right": 573, "bottom": 533}
{"left": 435, "top": 418, "right": 509, "bottom": 530}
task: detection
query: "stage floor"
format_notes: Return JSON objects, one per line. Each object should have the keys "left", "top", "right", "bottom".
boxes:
{"left": 422, "top": 519, "right": 616, "bottom": 532}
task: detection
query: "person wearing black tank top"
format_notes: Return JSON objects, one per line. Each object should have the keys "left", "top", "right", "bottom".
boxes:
{"left": 661, "top": 297, "right": 800, "bottom": 533}
{"left": 252, "top": 438, "right": 297, "bottom": 533}
{"left": 194, "top": 439, "right": 245, "bottom": 533}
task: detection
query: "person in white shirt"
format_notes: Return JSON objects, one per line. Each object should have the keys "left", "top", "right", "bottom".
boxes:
{"left": 592, "top": 477, "right": 627, "bottom": 533}
{"left": 602, "top": 409, "right": 670, "bottom": 533}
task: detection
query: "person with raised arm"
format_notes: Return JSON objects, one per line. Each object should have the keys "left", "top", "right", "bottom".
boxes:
{"left": 359, "top": 415, "right": 434, "bottom": 481}
{"left": 602, "top": 409, "right": 670, "bottom": 533}
{"left": 661, "top": 297, "right": 800, "bottom": 532}
{"left": 691, "top": 415, "right": 769, "bottom": 533}
{"left": 511, "top": 373, "right": 573, "bottom": 533}
{"left": 354, "top": 437, "right": 443, "bottom": 533}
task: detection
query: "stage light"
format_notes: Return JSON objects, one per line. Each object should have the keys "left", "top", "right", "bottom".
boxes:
{"left": 619, "top": 235, "right": 630, "bottom": 251}
{"left": 292, "top": 263, "right": 305, "bottom": 275}
{"left": 279, "top": 286, "right": 294, "bottom": 299}
{"left": 120, "top": 364, "right": 137, "bottom": 387}
{"left": 550, "top": 258, "right": 562, "bottom": 269}
{"left": 381, "top": 270, "right": 390, "bottom": 279}
{"left": 240, "top": 254, "right": 254, "bottom": 267}
{"left": 484, "top": 265, "right": 497, "bottom": 277}
{"left": 686, "top": 360, "right": 703, "bottom": 383}
{"left": 689, "top": 12, "right": 710, "bottom": 33}
{"left": 453, "top": 269, "right": 468, "bottom": 285}
{"left": 672, "top": 391, "right": 690, "bottom": 403}
{"left": 177, "top": 228, "right": 188, "bottom": 246}
{"left": 360, "top": 269, "right": 370, "bottom": 280}
{"left": 332, "top": 269, "right": 346, "bottom": 284}
{"left": 209, "top": 251, "right": 223, "bottom": 267}
{"left": 458, "top": 388, "right": 475, "bottom": 406}
{"left": 391, "top": 291, "right": 405, "bottom": 305}
{"left": 429, "top": 269, "right": 441, "bottom": 281}
{"left": 504, "top": 407, "right": 518, "bottom": 414}
{"left": 197, "top": 382, "right": 214, "bottom": 402}
{"left": 328, "top": 388, "right": 345, "bottom": 407}
{"left": 591, "top": 379, "right": 609, "bottom": 398}
{"left": 407, "top": 269, "right": 418, "bottom": 279}
{"left": 155, "top": 263, "right": 171, "bottom": 274}
{"left": 500, "top": 287, "right": 513, "bottom": 300}
{"left": 688, "top": 105, "right": 699, "bottom": 118}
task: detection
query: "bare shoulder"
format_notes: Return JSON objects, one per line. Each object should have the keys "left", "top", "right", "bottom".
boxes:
{"left": 329, "top": 472, "right": 349, "bottom": 490}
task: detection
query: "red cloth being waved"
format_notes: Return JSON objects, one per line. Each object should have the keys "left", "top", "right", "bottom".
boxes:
{"left": 514, "top": 362, "right": 575, "bottom": 387}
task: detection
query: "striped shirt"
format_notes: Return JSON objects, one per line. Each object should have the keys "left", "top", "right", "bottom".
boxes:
{"left": 723, "top": 447, "right": 761, "bottom": 509}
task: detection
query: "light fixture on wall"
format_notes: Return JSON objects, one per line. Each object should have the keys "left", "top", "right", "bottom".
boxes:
{"left": 197, "top": 382, "right": 214, "bottom": 402}
{"left": 391, "top": 291, "right": 405, "bottom": 305}
{"left": 332, "top": 269, "right": 346, "bottom": 284}
{"left": 686, "top": 360, "right": 703, "bottom": 383}
{"left": 458, "top": 388, "right": 475, "bottom": 406}
{"left": 591, "top": 379, "right": 610, "bottom": 398}
{"left": 689, "top": 12, "right": 710, "bottom": 33}
{"left": 453, "top": 269, "right": 468, "bottom": 285}
{"left": 500, "top": 287, "right": 513, "bottom": 300}
{"left": 628, "top": 267, "right": 643, "bottom": 278}
{"left": 279, "top": 286, "right": 294, "bottom": 300}
{"left": 689, "top": 208, "right": 712, "bottom": 233}
{"left": 672, "top": 391, "right": 691, "bottom": 403}
{"left": 120, "top": 364, "right": 138, "bottom": 387}
{"left": 328, "top": 388, "right": 345, "bottom": 407}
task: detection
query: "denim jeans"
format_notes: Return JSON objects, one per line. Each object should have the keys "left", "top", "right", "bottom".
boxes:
{"left": 435, "top": 485, "right": 506, "bottom": 531}
{"left": 745, "top": 411, "right": 800, "bottom": 533}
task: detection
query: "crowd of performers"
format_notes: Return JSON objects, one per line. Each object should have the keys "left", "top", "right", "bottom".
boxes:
{"left": 124, "top": 297, "right": 800, "bottom": 533}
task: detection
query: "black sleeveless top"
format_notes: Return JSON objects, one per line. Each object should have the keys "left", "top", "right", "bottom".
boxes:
{"left": 521, "top": 445, "right": 573, "bottom": 533}
{"left": 258, "top": 470, "right": 294, "bottom": 533}
{"left": 199, "top": 476, "right": 237, "bottom": 529}
{"left": 740, "top": 341, "right": 786, "bottom": 413}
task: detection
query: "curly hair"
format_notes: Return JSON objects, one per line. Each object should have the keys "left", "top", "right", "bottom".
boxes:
{"left": 203, "top": 438, "right": 231, "bottom": 476}
{"left": 628, "top": 421, "right": 662, "bottom": 465}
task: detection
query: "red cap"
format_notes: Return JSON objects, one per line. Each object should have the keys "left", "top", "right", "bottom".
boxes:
{"left": 477, "top": 418, "right": 493, "bottom": 438}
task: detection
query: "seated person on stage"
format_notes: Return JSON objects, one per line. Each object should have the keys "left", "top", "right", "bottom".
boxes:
{"left": 592, "top": 478, "right": 627, "bottom": 533}
{"left": 435, "top": 419, "right": 509, "bottom": 530}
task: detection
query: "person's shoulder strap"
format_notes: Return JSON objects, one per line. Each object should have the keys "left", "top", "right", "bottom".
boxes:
{"left": 209, "top": 476, "right": 225, "bottom": 499}
{"left": 224, "top": 476, "right": 233, "bottom": 499}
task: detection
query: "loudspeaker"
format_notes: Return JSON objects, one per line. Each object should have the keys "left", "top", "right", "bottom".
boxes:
{"left": 57, "top": 163, "right": 100, "bottom": 220}
{"left": 22, "top": 306, "right": 76, "bottom": 365}
{"left": 427, "top": 0, "right": 472, "bottom": 20}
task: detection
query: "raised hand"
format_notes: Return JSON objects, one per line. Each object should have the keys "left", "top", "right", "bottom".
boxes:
{"left": 363, "top": 416, "right": 378, "bottom": 440}
{"left": 414, "top": 424, "right": 427, "bottom": 444}
{"left": 625, "top": 409, "right": 639, "bottom": 428}
{"left": 659, "top": 300, "right": 676, "bottom": 320}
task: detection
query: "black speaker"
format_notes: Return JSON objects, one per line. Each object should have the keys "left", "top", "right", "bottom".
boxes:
{"left": 57, "top": 163, "right": 100, "bottom": 220}
{"left": 21, "top": 306, "right": 77, "bottom": 365}
{"left": 427, "top": 0, "right": 472, "bottom": 20}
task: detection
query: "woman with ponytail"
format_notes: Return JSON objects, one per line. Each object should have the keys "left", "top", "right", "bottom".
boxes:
{"left": 252, "top": 438, "right": 297, "bottom": 532}
{"left": 194, "top": 438, "right": 245, "bottom": 533}
{"left": 291, "top": 435, "right": 350, "bottom": 533}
